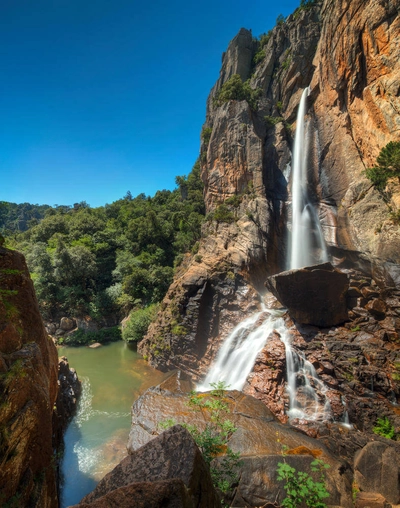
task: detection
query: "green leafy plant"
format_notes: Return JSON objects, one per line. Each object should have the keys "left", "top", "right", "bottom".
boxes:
{"left": 253, "top": 49, "right": 266, "bottom": 66}
{"left": 160, "top": 381, "right": 241, "bottom": 499}
{"left": 373, "top": 416, "right": 396, "bottom": 440}
{"left": 122, "top": 304, "right": 159, "bottom": 343}
{"left": 208, "top": 204, "right": 235, "bottom": 224}
{"left": 186, "top": 382, "right": 241, "bottom": 495}
{"left": 277, "top": 458, "right": 330, "bottom": 508}
{"left": 213, "top": 74, "right": 262, "bottom": 110}
{"left": 66, "top": 326, "right": 122, "bottom": 346}
{"left": 201, "top": 126, "right": 213, "bottom": 146}
{"left": 363, "top": 141, "right": 400, "bottom": 190}
{"left": 276, "top": 14, "right": 285, "bottom": 26}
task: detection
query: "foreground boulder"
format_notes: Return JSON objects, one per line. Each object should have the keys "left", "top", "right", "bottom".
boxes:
{"left": 72, "top": 425, "right": 220, "bottom": 507}
{"left": 127, "top": 373, "right": 353, "bottom": 507}
{"left": 265, "top": 263, "right": 349, "bottom": 326}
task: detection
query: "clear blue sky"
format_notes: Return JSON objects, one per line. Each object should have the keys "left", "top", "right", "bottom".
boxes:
{"left": 1, "top": 0, "right": 300, "bottom": 207}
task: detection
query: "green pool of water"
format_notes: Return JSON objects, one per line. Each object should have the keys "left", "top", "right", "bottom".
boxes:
{"left": 58, "top": 341, "right": 167, "bottom": 507}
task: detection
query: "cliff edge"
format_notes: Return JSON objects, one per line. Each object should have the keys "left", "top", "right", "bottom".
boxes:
{"left": 0, "top": 247, "right": 59, "bottom": 507}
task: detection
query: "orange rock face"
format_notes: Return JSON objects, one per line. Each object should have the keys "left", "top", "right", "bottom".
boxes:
{"left": 0, "top": 247, "right": 59, "bottom": 507}
{"left": 140, "top": 1, "right": 400, "bottom": 402}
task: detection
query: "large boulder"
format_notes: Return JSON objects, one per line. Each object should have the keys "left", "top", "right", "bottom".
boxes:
{"left": 73, "top": 479, "right": 194, "bottom": 508}
{"left": 265, "top": 263, "right": 349, "bottom": 327}
{"left": 73, "top": 425, "right": 220, "bottom": 508}
{"left": 354, "top": 441, "right": 400, "bottom": 505}
{"left": 126, "top": 373, "right": 353, "bottom": 508}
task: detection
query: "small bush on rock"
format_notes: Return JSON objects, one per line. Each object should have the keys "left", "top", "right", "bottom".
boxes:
{"left": 373, "top": 416, "right": 396, "bottom": 440}
{"left": 159, "top": 381, "right": 241, "bottom": 501}
{"left": 277, "top": 457, "right": 330, "bottom": 508}
{"left": 122, "top": 304, "right": 159, "bottom": 343}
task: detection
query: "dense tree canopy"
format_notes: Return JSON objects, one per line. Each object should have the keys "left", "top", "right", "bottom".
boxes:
{"left": 4, "top": 160, "right": 205, "bottom": 323}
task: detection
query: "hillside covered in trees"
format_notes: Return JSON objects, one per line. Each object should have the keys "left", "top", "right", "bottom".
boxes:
{"left": 2, "top": 161, "right": 204, "bottom": 342}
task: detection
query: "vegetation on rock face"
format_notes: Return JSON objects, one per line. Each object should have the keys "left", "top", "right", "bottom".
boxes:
{"left": 213, "top": 74, "right": 262, "bottom": 110}
{"left": 363, "top": 141, "right": 400, "bottom": 190}
{"left": 277, "top": 455, "right": 330, "bottom": 508}
{"left": 2, "top": 161, "right": 205, "bottom": 323}
{"left": 201, "top": 126, "right": 213, "bottom": 146}
{"left": 160, "top": 381, "right": 241, "bottom": 500}
{"left": 372, "top": 416, "right": 396, "bottom": 440}
{"left": 122, "top": 304, "right": 159, "bottom": 343}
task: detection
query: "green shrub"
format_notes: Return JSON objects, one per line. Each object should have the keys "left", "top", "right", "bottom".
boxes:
{"left": 363, "top": 141, "right": 400, "bottom": 190}
{"left": 201, "top": 126, "right": 213, "bottom": 146}
{"left": 211, "top": 204, "right": 235, "bottom": 224}
{"left": 258, "top": 31, "right": 272, "bottom": 47}
{"left": 277, "top": 458, "right": 330, "bottom": 508}
{"left": 122, "top": 304, "right": 159, "bottom": 343}
{"left": 65, "top": 326, "right": 121, "bottom": 346}
{"left": 213, "top": 74, "right": 262, "bottom": 110}
{"left": 171, "top": 324, "right": 187, "bottom": 336}
{"left": 276, "top": 14, "right": 285, "bottom": 26}
{"left": 253, "top": 49, "right": 266, "bottom": 66}
{"left": 265, "top": 115, "right": 284, "bottom": 127}
{"left": 160, "top": 381, "right": 241, "bottom": 497}
{"left": 373, "top": 416, "right": 396, "bottom": 440}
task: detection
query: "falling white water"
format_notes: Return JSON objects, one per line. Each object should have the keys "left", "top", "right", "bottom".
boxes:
{"left": 197, "top": 308, "right": 286, "bottom": 391}
{"left": 289, "top": 87, "right": 328, "bottom": 269}
{"left": 280, "top": 332, "right": 332, "bottom": 422}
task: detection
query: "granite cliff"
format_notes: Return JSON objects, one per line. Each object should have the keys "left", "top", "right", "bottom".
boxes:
{"left": 139, "top": 0, "right": 400, "bottom": 430}
{"left": 0, "top": 246, "right": 78, "bottom": 507}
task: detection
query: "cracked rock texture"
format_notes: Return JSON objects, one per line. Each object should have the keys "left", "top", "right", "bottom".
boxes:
{"left": 0, "top": 247, "right": 59, "bottom": 507}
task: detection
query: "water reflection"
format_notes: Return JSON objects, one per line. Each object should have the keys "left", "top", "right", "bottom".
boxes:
{"left": 58, "top": 341, "right": 167, "bottom": 507}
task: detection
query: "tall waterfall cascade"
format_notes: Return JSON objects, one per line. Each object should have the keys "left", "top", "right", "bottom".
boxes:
{"left": 198, "top": 88, "right": 336, "bottom": 423}
{"left": 289, "top": 87, "right": 328, "bottom": 270}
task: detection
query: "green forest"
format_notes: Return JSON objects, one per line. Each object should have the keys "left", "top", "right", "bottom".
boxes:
{"left": 2, "top": 160, "right": 204, "bottom": 344}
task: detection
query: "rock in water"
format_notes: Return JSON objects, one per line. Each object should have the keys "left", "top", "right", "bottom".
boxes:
{"left": 72, "top": 425, "right": 220, "bottom": 508}
{"left": 266, "top": 263, "right": 349, "bottom": 326}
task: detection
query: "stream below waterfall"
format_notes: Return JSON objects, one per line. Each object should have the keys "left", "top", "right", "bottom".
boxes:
{"left": 58, "top": 341, "right": 167, "bottom": 507}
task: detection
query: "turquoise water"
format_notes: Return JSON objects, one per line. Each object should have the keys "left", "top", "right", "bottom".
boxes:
{"left": 58, "top": 341, "right": 167, "bottom": 507}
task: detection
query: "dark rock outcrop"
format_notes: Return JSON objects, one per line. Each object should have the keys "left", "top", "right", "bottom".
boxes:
{"left": 0, "top": 247, "right": 59, "bottom": 507}
{"left": 56, "top": 356, "right": 81, "bottom": 425}
{"left": 265, "top": 262, "right": 349, "bottom": 326}
{"left": 73, "top": 425, "right": 220, "bottom": 508}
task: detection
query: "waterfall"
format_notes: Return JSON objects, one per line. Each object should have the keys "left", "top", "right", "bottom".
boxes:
{"left": 280, "top": 333, "right": 332, "bottom": 421}
{"left": 197, "top": 305, "right": 333, "bottom": 422}
{"left": 197, "top": 308, "right": 286, "bottom": 391}
{"left": 289, "top": 87, "right": 328, "bottom": 269}
{"left": 197, "top": 89, "right": 336, "bottom": 423}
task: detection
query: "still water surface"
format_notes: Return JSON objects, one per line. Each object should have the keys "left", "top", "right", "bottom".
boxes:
{"left": 58, "top": 341, "right": 167, "bottom": 507}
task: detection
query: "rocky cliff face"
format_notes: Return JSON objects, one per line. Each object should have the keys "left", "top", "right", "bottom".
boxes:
{"left": 0, "top": 247, "right": 59, "bottom": 507}
{"left": 139, "top": 0, "right": 400, "bottom": 441}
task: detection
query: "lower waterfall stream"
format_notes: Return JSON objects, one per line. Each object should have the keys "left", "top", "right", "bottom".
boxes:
{"left": 197, "top": 301, "right": 333, "bottom": 423}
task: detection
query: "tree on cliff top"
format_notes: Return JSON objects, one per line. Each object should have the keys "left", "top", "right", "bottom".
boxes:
{"left": 364, "top": 141, "right": 400, "bottom": 190}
